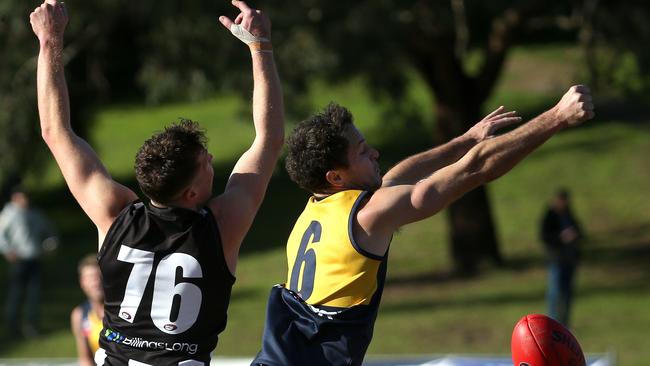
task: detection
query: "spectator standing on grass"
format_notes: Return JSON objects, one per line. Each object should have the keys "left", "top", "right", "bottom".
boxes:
{"left": 0, "top": 186, "right": 58, "bottom": 337}
{"left": 541, "top": 188, "right": 583, "bottom": 327}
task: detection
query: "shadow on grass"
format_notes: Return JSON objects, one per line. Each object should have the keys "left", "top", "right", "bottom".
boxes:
{"left": 380, "top": 273, "right": 649, "bottom": 315}
{"left": 380, "top": 223, "right": 650, "bottom": 314}
{"left": 384, "top": 251, "right": 548, "bottom": 288}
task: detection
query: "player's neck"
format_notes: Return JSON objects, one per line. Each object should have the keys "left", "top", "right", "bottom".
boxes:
{"left": 150, "top": 199, "right": 201, "bottom": 212}
{"left": 312, "top": 187, "right": 354, "bottom": 201}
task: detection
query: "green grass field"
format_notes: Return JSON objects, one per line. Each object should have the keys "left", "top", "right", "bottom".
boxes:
{"left": 1, "top": 45, "right": 649, "bottom": 365}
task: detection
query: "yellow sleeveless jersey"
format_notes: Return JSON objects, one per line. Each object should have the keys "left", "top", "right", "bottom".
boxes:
{"left": 81, "top": 302, "right": 103, "bottom": 354}
{"left": 286, "top": 190, "right": 384, "bottom": 308}
{"left": 88, "top": 309, "right": 102, "bottom": 353}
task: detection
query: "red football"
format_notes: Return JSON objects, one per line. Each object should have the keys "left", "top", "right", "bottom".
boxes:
{"left": 511, "top": 314, "right": 586, "bottom": 366}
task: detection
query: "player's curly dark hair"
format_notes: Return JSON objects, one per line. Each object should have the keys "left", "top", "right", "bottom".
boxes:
{"left": 285, "top": 103, "right": 353, "bottom": 193}
{"left": 135, "top": 119, "right": 208, "bottom": 204}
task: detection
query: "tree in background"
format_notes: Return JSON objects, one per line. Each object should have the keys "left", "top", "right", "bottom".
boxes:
{"left": 0, "top": 0, "right": 234, "bottom": 197}
{"left": 1, "top": 0, "right": 648, "bottom": 273}
{"left": 263, "top": 0, "right": 591, "bottom": 274}
{"left": 0, "top": 1, "right": 39, "bottom": 197}
{"left": 584, "top": 1, "right": 650, "bottom": 98}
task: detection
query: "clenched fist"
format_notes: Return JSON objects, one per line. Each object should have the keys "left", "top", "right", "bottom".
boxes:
{"left": 553, "top": 85, "right": 595, "bottom": 127}
{"left": 30, "top": 0, "right": 68, "bottom": 46}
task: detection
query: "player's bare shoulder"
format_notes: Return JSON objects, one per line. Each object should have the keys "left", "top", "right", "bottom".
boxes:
{"left": 356, "top": 185, "right": 412, "bottom": 230}
{"left": 352, "top": 188, "right": 396, "bottom": 257}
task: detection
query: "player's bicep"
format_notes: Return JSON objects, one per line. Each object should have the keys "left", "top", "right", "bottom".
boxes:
{"left": 82, "top": 175, "right": 138, "bottom": 233}
{"left": 208, "top": 189, "right": 257, "bottom": 274}
{"left": 358, "top": 185, "right": 428, "bottom": 235}
{"left": 46, "top": 132, "right": 137, "bottom": 233}
{"left": 217, "top": 142, "right": 277, "bottom": 234}
{"left": 70, "top": 307, "right": 81, "bottom": 335}
{"left": 209, "top": 172, "right": 269, "bottom": 272}
{"left": 364, "top": 155, "right": 481, "bottom": 232}
{"left": 404, "top": 152, "right": 483, "bottom": 222}
{"left": 211, "top": 140, "right": 281, "bottom": 268}
{"left": 225, "top": 140, "right": 278, "bottom": 203}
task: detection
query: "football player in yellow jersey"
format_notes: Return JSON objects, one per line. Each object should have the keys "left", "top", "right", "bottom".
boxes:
{"left": 71, "top": 255, "right": 104, "bottom": 366}
{"left": 253, "top": 86, "right": 594, "bottom": 366}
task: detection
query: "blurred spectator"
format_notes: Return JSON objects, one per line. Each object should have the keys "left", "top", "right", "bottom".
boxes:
{"left": 0, "top": 186, "right": 58, "bottom": 337}
{"left": 540, "top": 188, "right": 583, "bottom": 327}
{"left": 71, "top": 255, "right": 104, "bottom": 366}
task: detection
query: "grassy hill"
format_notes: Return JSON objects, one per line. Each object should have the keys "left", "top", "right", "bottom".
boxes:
{"left": 1, "top": 45, "right": 649, "bottom": 365}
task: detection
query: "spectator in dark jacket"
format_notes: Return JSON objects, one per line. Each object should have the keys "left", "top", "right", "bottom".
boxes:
{"left": 540, "top": 188, "right": 582, "bottom": 327}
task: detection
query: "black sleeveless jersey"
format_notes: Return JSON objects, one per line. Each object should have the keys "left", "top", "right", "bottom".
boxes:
{"left": 97, "top": 201, "right": 235, "bottom": 366}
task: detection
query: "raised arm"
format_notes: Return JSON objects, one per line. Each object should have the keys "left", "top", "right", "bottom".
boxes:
{"left": 357, "top": 86, "right": 594, "bottom": 255}
{"left": 381, "top": 106, "right": 521, "bottom": 187}
{"left": 30, "top": 0, "right": 137, "bottom": 239}
{"left": 211, "top": 1, "right": 284, "bottom": 271}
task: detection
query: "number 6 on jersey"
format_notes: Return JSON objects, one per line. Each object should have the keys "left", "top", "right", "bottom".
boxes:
{"left": 289, "top": 220, "right": 322, "bottom": 300}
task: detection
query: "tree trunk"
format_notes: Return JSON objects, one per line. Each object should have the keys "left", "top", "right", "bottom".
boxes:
{"left": 406, "top": 2, "right": 534, "bottom": 275}
{"left": 448, "top": 186, "right": 502, "bottom": 275}
{"left": 435, "top": 99, "right": 503, "bottom": 275}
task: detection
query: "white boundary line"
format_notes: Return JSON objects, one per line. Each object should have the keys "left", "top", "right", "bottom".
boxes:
{"left": 0, "top": 353, "right": 614, "bottom": 366}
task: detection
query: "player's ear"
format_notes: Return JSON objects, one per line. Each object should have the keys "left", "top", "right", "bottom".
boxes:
{"left": 181, "top": 186, "right": 197, "bottom": 202}
{"left": 325, "top": 170, "right": 344, "bottom": 188}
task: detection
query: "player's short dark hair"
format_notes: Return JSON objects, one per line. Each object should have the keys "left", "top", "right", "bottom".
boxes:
{"left": 285, "top": 103, "right": 353, "bottom": 193}
{"left": 135, "top": 119, "right": 208, "bottom": 203}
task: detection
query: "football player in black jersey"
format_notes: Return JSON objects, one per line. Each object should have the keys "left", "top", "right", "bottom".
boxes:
{"left": 30, "top": 0, "right": 283, "bottom": 364}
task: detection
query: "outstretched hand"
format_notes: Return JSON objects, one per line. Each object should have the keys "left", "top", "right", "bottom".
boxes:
{"left": 219, "top": 0, "right": 271, "bottom": 46}
{"left": 30, "top": 0, "right": 68, "bottom": 45}
{"left": 465, "top": 106, "right": 522, "bottom": 142}
{"left": 553, "top": 85, "right": 595, "bottom": 126}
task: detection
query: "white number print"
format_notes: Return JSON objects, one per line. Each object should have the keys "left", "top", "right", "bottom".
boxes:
{"left": 117, "top": 246, "right": 155, "bottom": 323}
{"left": 128, "top": 361, "right": 151, "bottom": 366}
{"left": 151, "top": 253, "right": 202, "bottom": 334}
{"left": 127, "top": 360, "right": 204, "bottom": 366}
{"left": 117, "top": 245, "right": 203, "bottom": 334}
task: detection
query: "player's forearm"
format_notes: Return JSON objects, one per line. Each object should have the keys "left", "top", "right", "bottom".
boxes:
{"left": 472, "top": 108, "right": 564, "bottom": 183}
{"left": 382, "top": 134, "right": 477, "bottom": 186}
{"left": 250, "top": 49, "right": 284, "bottom": 151}
{"left": 406, "top": 109, "right": 563, "bottom": 223}
{"left": 37, "top": 40, "right": 73, "bottom": 143}
{"left": 473, "top": 85, "right": 594, "bottom": 182}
